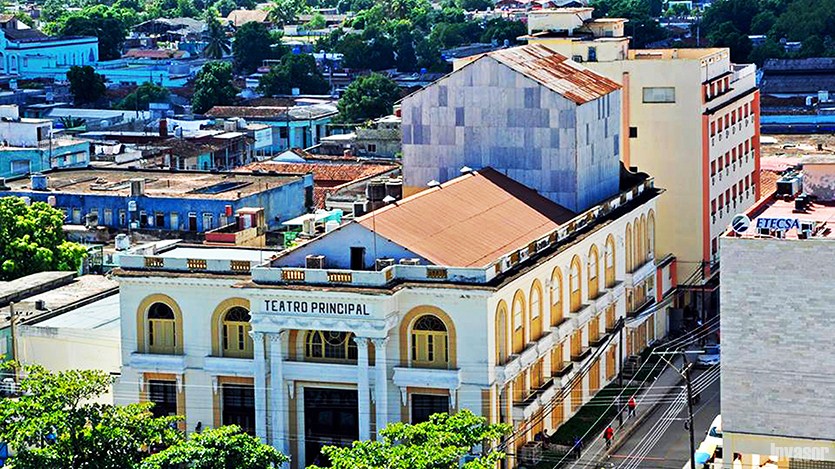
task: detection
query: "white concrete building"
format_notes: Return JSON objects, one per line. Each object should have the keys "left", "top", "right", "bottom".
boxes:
{"left": 113, "top": 166, "right": 671, "bottom": 468}
{"left": 721, "top": 159, "right": 835, "bottom": 468}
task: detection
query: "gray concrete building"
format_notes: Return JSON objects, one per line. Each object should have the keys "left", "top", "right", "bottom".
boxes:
{"left": 721, "top": 159, "right": 835, "bottom": 467}
{"left": 401, "top": 44, "right": 622, "bottom": 213}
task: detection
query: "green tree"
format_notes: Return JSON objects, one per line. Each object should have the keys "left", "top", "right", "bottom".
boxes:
{"left": 0, "top": 197, "right": 87, "bottom": 280}
{"left": 309, "top": 410, "right": 512, "bottom": 469}
{"left": 203, "top": 8, "right": 231, "bottom": 59}
{"left": 0, "top": 363, "right": 181, "bottom": 467}
{"left": 258, "top": 53, "right": 330, "bottom": 95}
{"left": 415, "top": 36, "right": 448, "bottom": 73}
{"left": 750, "top": 10, "right": 778, "bottom": 35}
{"left": 50, "top": 5, "right": 137, "bottom": 60}
{"left": 175, "top": 0, "right": 199, "bottom": 17}
{"left": 192, "top": 61, "right": 238, "bottom": 114}
{"left": 66, "top": 65, "right": 106, "bottom": 106}
{"left": 337, "top": 73, "right": 400, "bottom": 122}
{"left": 117, "top": 82, "right": 170, "bottom": 111}
{"left": 748, "top": 37, "right": 785, "bottom": 65}
{"left": 394, "top": 25, "right": 418, "bottom": 72}
{"left": 304, "top": 12, "right": 326, "bottom": 30}
{"left": 707, "top": 20, "right": 753, "bottom": 62}
{"left": 232, "top": 21, "right": 275, "bottom": 73}
{"left": 480, "top": 18, "right": 526, "bottom": 45}
{"left": 140, "top": 425, "right": 288, "bottom": 469}
{"left": 455, "top": 0, "right": 491, "bottom": 11}
{"left": 266, "top": 0, "right": 308, "bottom": 26}
{"left": 590, "top": 0, "right": 666, "bottom": 48}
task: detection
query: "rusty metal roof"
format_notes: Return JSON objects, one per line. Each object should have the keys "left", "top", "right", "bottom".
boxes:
{"left": 487, "top": 44, "right": 620, "bottom": 104}
{"left": 356, "top": 168, "right": 575, "bottom": 267}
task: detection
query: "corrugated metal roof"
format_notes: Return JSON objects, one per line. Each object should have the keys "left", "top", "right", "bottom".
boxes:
{"left": 356, "top": 168, "right": 575, "bottom": 267}
{"left": 487, "top": 44, "right": 620, "bottom": 104}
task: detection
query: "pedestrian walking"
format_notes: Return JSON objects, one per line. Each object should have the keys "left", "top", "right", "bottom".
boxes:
{"left": 573, "top": 435, "right": 583, "bottom": 459}
{"left": 603, "top": 425, "right": 614, "bottom": 449}
{"left": 627, "top": 396, "right": 636, "bottom": 418}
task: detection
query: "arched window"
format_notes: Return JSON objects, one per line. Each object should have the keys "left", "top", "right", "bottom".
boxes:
{"left": 496, "top": 302, "right": 508, "bottom": 365}
{"left": 148, "top": 303, "right": 176, "bottom": 354}
{"left": 411, "top": 315, "right": 449, "bottom": 368}
{"left": 529, "top": 281, "right": 543, "bottom": 341}
{"left": 569, "top": 256, "right": 582, "bottom": 312}
{"left": 639, "top": 215, "right": 647, "bottom": 264}
{"left": 550, "top": 267, "right": 563, "bottom": 327}
{"left": 587, "top": 246, "right": 599, "bottom": 300}
{"left": 647, "top": 211, "right": 656, "bottom": 259}
{"left": 511, "top": 291, "right": 526, "bottom": 354}
{"left": 305, "top": 331, "right": 357, "bottom": 362}
{"left": 625, "top": 223, "right": 633, "bottom": 272}
{"left": 222, "top": 307, "right": 252, "bottom": 358}
{"left": 605, "top": 235, "right": 616, "bottom": 288}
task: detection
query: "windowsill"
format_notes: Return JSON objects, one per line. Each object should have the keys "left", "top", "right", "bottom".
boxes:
{"left": 570, "top": 347, "right": 592, "bottom": 362}
{"left": 589, "top": 333, "right": 610, "bottom": 348}
{"left": 552, "top": 361, "right": 574, "bottom": 378}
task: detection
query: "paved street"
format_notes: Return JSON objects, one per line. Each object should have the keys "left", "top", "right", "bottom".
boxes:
{"left": 609, "top": 368, "right": 721, "bottom": 469}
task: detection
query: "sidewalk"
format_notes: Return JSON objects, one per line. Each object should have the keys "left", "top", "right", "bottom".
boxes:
{"left": 565, "top": 355, "right": 685, "bottom": 469}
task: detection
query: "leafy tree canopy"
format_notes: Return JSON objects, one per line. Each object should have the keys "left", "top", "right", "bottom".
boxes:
{"left": 309, "top": 409, "right": 512, "bottom": 469}
{"left": 0, "top": 363, "right": 181, "bottom": 468}
{"left": 233, "top": 21, "right": 280, "bottom": 73}
{"left": 117, "top": 82, "right": 170, "bottom": 111}
{"left": 47, "top": 5, "right": 137, "bottom": 60}
{"left": 258, "top": 53, "right": 330, "bottom": 95}
{"left": 67, "top": 65, "right": 107, "bottom": 105}
{"left": 192, "top": 60, "right": 238, "bottom": 114}
{"left": 336, "top": 72, "right": 400, "bottom": 122}
{"left": 0, "top": 197, "right": 87, "bottom": 281}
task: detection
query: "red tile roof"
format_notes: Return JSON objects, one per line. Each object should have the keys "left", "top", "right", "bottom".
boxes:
{"left": 485, "top": 44, "right": 621, "bottom": 104}
{"left": 225, "top": 9, "right": 270, "bottom": 27}
{"left": 355, "top": 167, "right": 575, "bottom": 267}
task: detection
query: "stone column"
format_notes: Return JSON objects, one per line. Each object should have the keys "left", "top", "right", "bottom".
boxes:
{"left": 251, "top": 331, "right": 267, "bottom": 442}
{"left": 371, "top": 337, "right": 389, "bottom": 440}
{"left": 354, "top": 336, "right": 371, "bottom": 441}
{"left": 269, "top": 331, "right": 288, "bottom": 455}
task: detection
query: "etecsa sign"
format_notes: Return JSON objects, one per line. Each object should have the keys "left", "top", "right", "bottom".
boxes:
{"left": 756, "top": 217, "right": 801, "bottom": 230}
{"left": 730, "top": 214, "right": 750, "bottom": 234}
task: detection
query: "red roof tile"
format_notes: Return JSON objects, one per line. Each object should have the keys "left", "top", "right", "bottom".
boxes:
{"left": 355, "top": 168, "right": 575, "bottom": 267}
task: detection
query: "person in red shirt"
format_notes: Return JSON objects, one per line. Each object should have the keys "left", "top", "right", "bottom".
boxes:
{"left": 604, "top": 426, "right": 614, "bottom": 449}
{"left": 628, "top": 396, "right": 637, "bottom": 418}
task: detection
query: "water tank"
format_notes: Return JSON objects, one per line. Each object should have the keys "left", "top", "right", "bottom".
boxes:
{"left": 385, "top": 179, "right": 402, "bottom": 199}
{"left": 31, "top": 173, "right": 48, "bottom": 191}
{"left": 115, "top": 233, "right": 131, "bottom": 251}
{"left": 366, "top": 181, "right": 386, "bottom": 201}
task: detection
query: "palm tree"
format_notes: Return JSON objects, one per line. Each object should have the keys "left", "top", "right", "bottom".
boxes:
{"left": 203, "top": 10, "right": 231, "bottom": 59}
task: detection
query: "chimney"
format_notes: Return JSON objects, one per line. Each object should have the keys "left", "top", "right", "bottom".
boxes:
{"left": 159, "top": 118, "right": 168, "bottom": 138}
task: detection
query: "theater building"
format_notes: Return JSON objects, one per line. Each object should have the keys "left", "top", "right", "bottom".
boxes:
{"left": 114, "top": 165, "right": 670, "bottom": 467}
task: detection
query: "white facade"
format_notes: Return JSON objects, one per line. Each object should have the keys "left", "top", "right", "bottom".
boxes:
{"left": 114, "top": 178, "right": 668, "bottom": 468}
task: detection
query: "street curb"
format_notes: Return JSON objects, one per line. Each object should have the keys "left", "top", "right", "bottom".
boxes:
{"left": 606, "top": 373, "right": 687, "bottom": 456}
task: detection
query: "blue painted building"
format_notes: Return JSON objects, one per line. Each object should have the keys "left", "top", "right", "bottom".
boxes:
{"left": 0, "top": 16, "right": 98, "bottom": 76}
{"left": 1, "top": 168, "right": 314, "bottom": 232}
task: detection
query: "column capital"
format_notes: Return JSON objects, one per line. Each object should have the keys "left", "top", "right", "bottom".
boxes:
{"left": 370, "top": 337, "right": 389, "bottom": 349}
{"left": 353, "top": 336, "right": 370, "bottom": 347}
{"left": 249, "top": 330, "right": 264, "bottom": 341}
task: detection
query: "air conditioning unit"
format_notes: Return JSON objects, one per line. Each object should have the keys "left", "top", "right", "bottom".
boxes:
{"left": 305, "top": 255, "right": 325, "bottom": 269}
{"left": 375, "top": 258, "right": 395, "bottom": 270}
{"left": 399, "top": 258, "right": 420, "bottom": 265}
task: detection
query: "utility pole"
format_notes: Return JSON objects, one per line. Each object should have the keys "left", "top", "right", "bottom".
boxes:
{"left": 684, "top": 362, "right": 697, "bottom": 469}
{"left": 617, "top": 317, "right": 625, "bottom": 427}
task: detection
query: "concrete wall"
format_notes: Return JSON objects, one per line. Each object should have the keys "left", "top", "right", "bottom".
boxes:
{"left": 803, "top": 163, "right": 835, "bottom": 201}
{"left": 721, "top": 236, "right": 835, "bottom": 442}
{"left": 277, "top": 222, "right": 427, "bottom": 268}
{"left": 402, "top": 56, "right": 621, "bottom": 213}
{"left": 0, "top": 141, "right": 90, "bottom": 178}
{"left": 0, "top": 119, "right": 50, "bottom": 147}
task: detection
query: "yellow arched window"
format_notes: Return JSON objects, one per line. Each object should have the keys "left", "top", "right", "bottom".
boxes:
{"left": 305, "top": 331, "right": 357, "bottom": 362}
{"left": 647, "top": 211, "right": 656, "bottom": 259}
{"left": 569, "top": 256, "right": 582, "bottom": 312}
{"left": 605, "top": 235, "right": 616, "bottom": 287}
{"left": 639, "top": 214, "right": 647, "bottom": 265}
{"left": 550, "top": 268, "right": 563, "bottom": 327}
{"left": 529, "top": 281, "right": 543, "bottom": 342}
{"left": 411, "top": 315, "right": 449, "bottom": 368}
{"left": 625, "top": 223, "right": 633, "bottom": 272}
{"left": 587, "top": 246, "right": 599, "bottom": 300}
{"left": 148, "top": 303, "right": 176, "bottom": 355}
{"left": 222, "top": 307, "right": 252, "bottom": 358}
{"left": 496, "top": 302, "right": 508, "bottom": 365}
{"left": 511, "top": 291, "right": 526, "bottom": 354}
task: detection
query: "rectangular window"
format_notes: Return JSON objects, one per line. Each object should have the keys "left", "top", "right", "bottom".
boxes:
{"left": 202, "top": 213, "right": 213, "bottom": 230}
{"left": 222, "top": 384, "right": 255, "bottom": 435}
{"left": 118, "top": 209, "right": 126, "bottom": 226}
{"left": 139, "top": 211, "right": 148, "bottom": 227}
{"left": 103, "top": 209, "right": 113, "bottom": 225}
{"left": 710, "top": 122, "right": 716, "bottom": 136}
{"left": 629, "top": 126, "right": 638, "bottom": 138}
{"left": 155, "top": 212, "right": 165, "bottom": 228}
{"left": 711, "top": 200, "right": 716, "bottom": 215}
{"left": 411, "top": 394, "right": 449, "bottom": 424}
{"left": 170, "top": 212, "right": 179, "bottom": 230}
{"left": 279, "top": 127, "right": 288, "bottom": 139}
{"left": 718, "top": 195, "right": 724, "bottom": 207}
{"left": 711, "top": 161, "right": 716, "bottom": 176}
{"left": 642, "top": 87, "right": 675, "bottom": 103}
{"left": 72, "top": 208, "right": 82, "bottom": 224}
{"left": 367, "top": 143, "right": 377, "bottom": 153}
{"left": 10, "top": 159, "right": 30, "bottom": 175}
{"left": 148, "top": 380, "right": 178, "bottom": 418}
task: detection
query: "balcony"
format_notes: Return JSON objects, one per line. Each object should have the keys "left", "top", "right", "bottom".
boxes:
{"left": 130, "top": 352, "right": 186, "bottom": 373}
{"left": 570, "top": 347, "right": 592, "bottom": 362}
{"left": 203, "top": 356, "right": 254, "bottom": 377}
{"left": 552, "top": 361, "right": 573, "bottom": 378}
{"left": 589, "top": 333, "right": 610, "bottom": 348}
{"left": 625, "top": 259, "right": 655, "bottom": 287}
{"left": 392, "top": 366, "right": 461, "bottom": 390}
